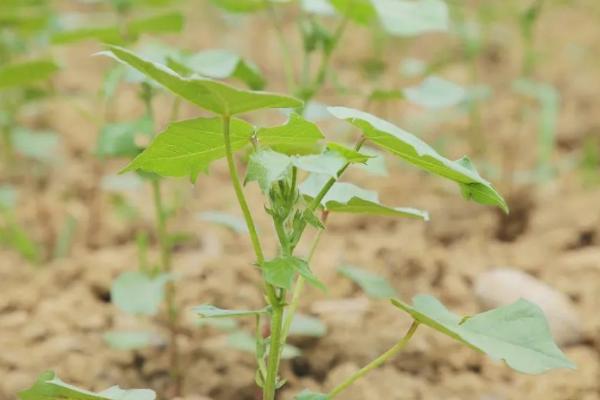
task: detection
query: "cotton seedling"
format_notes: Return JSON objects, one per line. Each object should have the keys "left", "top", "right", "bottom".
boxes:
{"left": 40, "top": 46, "right": 571, "bottom": 400}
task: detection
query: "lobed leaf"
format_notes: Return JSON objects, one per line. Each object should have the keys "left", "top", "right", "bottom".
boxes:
{"left": 0, "top": 59, "right": 59, "bottom": 90}
{"left": 338, "top": 265, "right": 397, "bottom": 299}
{"left": 111, "top": 271, "right": 171, "bottom": 316}
{"left": 193, "top": 304, "right": 269, "bottom": 319}
{"left": 392, "top": 295, "right": 576, "bottom": 374}
{"left": 328, "top": 106, "right": 508, "bottom": 212}
{"left": 18, "top": 371, "right": 155, "bottom": 400}
{"left": 100, "top": 46, "right": 302, "bottom": 115}
{"left": 300, "top": 174, "right": 429, "bottom": 220}
{"left": 121, "top": 117, "right": 254, "bottom": 181}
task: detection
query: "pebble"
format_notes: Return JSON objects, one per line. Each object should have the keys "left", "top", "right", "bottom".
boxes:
{"left": 474, "top": 268, "right": 583, "bottom": 346}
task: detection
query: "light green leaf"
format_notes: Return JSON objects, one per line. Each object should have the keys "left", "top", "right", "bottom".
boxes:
{"left": 99, "top": 46, "right": 302, "bottom": 115}
{"left": 292, "top": 151, "right": 346, "bottom": 177}
{"left": 258, "top": 113, "right": 324, "bottom": 155}
{"left": 328, "top": 106, "right": 508, "bottom": 212}
{"left": 0, "top": 59, "right": 59, "bottom": 90}
{"left": 18, "top": 371, "right": 156, "bottom": 400}
{"left": 295, "top": 390, "right": 328, "bottom": 400}
{"left": 404, "top": 76, "right": 467, "bottom": 109}
{"left": 210, "top": 0, "right": 291, "bottom": 13}
{"left": 327, "top": 142, "right": 372, "bottom": 164}
{"left": 121, "top": 117, "right": 254, "bottom": 180}
{"left": 330, "top": 0, "right": 377, "bottom": 25}
{"left": 338, "top": 265, "right": 396, "bottom": 299}
{"left": 368, "top": 88, "right": 404, "bottom": 102}
{"left": 246, "top": 149, "right": 293, "bottom": 193}
{"left": 111, "top": 271, "right": 170, "bottom": 316}
{"left": 52, "top": 27, "right": 122, "bottom": 45}
{"left": 128, "top": 12, "right": 184, "bottom": 36}
{"left": 358, "top": 147, "right": 388, "bottom": 176}
{"left": 301, "top": 0, "right": 335, "bottom": 16}
{"left": 193, "top": 304, "right": 269, "bottom": 319}
{"left": 261, "top": 256, "right": 324, "bottom": 290}
{"left": 198, "top": 211, "right": 248, "bottom": 233}
{"left": 104, "top": 331, "right": 162, "bottom": 350}
{"left": 392, "top": 295, "right": 576, "bottom": 374}
{"left": 227, "top": 331, "right": 301, "bottom": 359}
{"left": 96, "top": 116, "right": 152, "bottom": 158}
{"left": 12, "top": 129, "right": 61, "bottom": 163}
{"left": 300, "top": 174, "right": 429, "bottom": 220}
{"left": 289, "top": 314, "right": 327, "bottom": 337}
{"left": 293, "top": 257, "right": 326, "bottom": 291}
{"left": 372, "top": 0, "right": 449, "bottom": 37}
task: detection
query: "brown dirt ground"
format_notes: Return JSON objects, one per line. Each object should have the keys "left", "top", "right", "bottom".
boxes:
{"left": 1, "top": 1, "right": 600, "bottom": 400}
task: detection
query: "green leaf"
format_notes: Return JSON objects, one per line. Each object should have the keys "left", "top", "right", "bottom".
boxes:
{"left": 193, "top": 304, "right": 269, "bottom": 319}
{"left": 12, "top": 129, "right": 61, "bottom": 163}
{"left": 258, "top": 113, "right": 324, "bottom": 155}
{"left": 0, "top": 59, "right": 59, "bottom": 90}
{"left": 96, "top": 116, "right": 153, "bottom": 158}
{"left": 404, "top": 76, "right": 467, "bottom": 109}
{"left": 328, "top": 106, "right": 508, "bottom": 213}
{"left": 210, "top": 0, "right": 291, "bottom": 13}
{"left": 338, "top": 265, "right": 396, "bottom": 299}
{"left": 111, "top": 271, "right": 170, "bottom": 316}
{"left": 18, "top": 371, "right": 156, "bottom": 400}
{"left": 392, "top": 295, "right": 576, "bottom": 374}
{"left": 359, "top": 147, "right": 388, "bottom": 176}
{"left": 289, "top": 314, "right": 327, "bottom": 337}
{"left": 295, "top": 390, "right": 328, "bottom": 400}
{"left": 128, "top": 12, "right": 184, "bottom": 36}
{"left": 292, "top": 151, "right": 346, "bottom": 177}
{"left": 99, "top": 46, "right": 302, "bottom": 115}
{"left": 246, "top": 149, "right": 293, "bottom": 193}
{"left": 198, "top": 211, "right": 248, "bottom": 233}
{"left": 261, "top": 256, "right": 324, "bottom": 290}
{"left": 52, "top": 27, "right": 122, "bottom": 45}
{"left": 327, "top": 142, "right": 372, "bottom": 164}
{"left": 121, "top": 117, "right": 254, "bottom": 180}
{"left": 372, "top": 0, "right": 449, "bottom": 37}
{"left": 368, "top": 88, "right": 405, "bottom": 102}
{"left": 104, "top": 331, "right": 161, "bottom": 350}
{"left": 330, "top": 0, "right": 377, "bottom": 25}
{"left": 300, "top": 174, "right": 429, "bottom": 220}
{"left": 171, "top": 49, "right": 265, "bottom": 90}
{"left": 227, "top": 331, "right": 301, "bottom": 359}
{"left": 301, "top": 0, "right": 335, "bottom": 16}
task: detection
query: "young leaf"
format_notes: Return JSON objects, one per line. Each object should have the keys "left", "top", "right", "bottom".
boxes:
{"left": 295, "top": 390, "right": 328, "bottom": 400}
{"left": 19, "top": 371, "right": 156, "bottom": 400}
{"left": 372, "top": 0, "right": 449, "bottom": 37}
{"left": 261, "top": 256, "right": 324, "bottom": 290}
{"left": 111, "top": 271, "right": 171, "bottom": 316}
{"left": 0, "top": 59, "right": 59, "bottom": 90}
{"left": 300, "top": 174, "right": 429, "bottom": 220}
{"left": 392, "top": 295, "right": 576, "bottom": 374}
{"left": 246, "top": 149, "right": 293, "bottom": 193}
{"left": 327, "top": 142, "right": 372, "bottom": 164}
{"left": 404, "top": 76, "right": 467, "bottom": 109}
{"left": 330, "top": 0, "right": 377, "bottom": 25}
{"left": 258, "top": 113, "right": 324, "bottom": 155}
{"left": 338, "top": 265, "right": 397, "bottom": 299}
{"left": 193, "top": 304, "right": 269, "bottom": 319}
{"left": 198, "top": 211, "right": 249, "bottom": 233}
{"left": 121, "top": 117, "right": 254, "bottom": 181}
{"left": 328, "top": 107, "right": 508, "bottom": 213}
{"left": 99, "top": 46, "right": 302, "bottom": 115}
{"left": 104, "top": 331, "right": 162, "bottom": 350}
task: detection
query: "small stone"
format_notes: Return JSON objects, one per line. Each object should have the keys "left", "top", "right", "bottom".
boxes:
{"left": 474, "top": 268, "right": 583, "bottom": 346}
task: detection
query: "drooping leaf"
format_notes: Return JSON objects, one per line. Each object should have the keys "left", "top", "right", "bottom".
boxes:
{"left": 328, "top": 106, "right": 508, "bottom": 212}
{"left": 261, "top": 256, "right": 324, "bottom": 290}
{"left": 18, "top": 371, "right": 156, "bottom": 400}
{"left": 258, "top": 113, "right": 324, "bottom": 155}
{"left": 121, "top": 117, "right": 254, "bottom": 181}
{"left": 111, "top": 271, "right": 171, "bottom": 316}
{"left": 198, "top": 211, "right": 248, "bottom": 233}
{"left": 404, "top": 76, "right": 467, "bottom": 109}
{"left": 0, "top": 59, "right": 59, "bottom": 90}
{"left": 104, "top": 331, "right": 162, "bottom": 350}
{"left": 193, "top": 304, "right": 269, "bottom": 319}
{"left": 96, "top": 116, "right": 153, "bottom": 158}
{"left": 372, "top": 0, "right": 449, "bottom": 37}
{"left": 227, "top": 331, "right": 300, "bottom": 359}
{"left": 330, "top": 0, "right": 377, "bottom": 25}
{"left": 300, "top": 174, "right": 429, "bottom": 220}
{"left": 295, "top": 390, "right": 328, "bottom": 400}
{"left": 338, "top": 265, "right": 396, "bottom": 299}
{"left": 99, "top": 46, "right": 302, "bottom": 115}
{"left": 289, "top": 314, "right": 327, "bottom": 337}
{"left": 392, "top": 295, "right": 576, "bottom": 374}
{"left": 170, "top": 49, "right": 265, "bottom": 90}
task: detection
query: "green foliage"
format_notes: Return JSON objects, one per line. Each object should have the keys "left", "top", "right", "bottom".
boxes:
{"left": 194, "top": 304, "right": 269, "bottom": 319}
{"left": 261, "top": 256, "right": 324, "bottom": 291}
{"left": 392, "top": 295, "right": 575, "bottom": 374}
{"left": 330, "top": 0, "right": 377, "bottom": 25}
{"left": 372, "top": 0, "right": 449, "bottom": 37}
{"left": 227, "top": 331, "right": 300, "bottom": 359}
{"left": 121, "top": 117, "right": 254, "bottom": 180}
{"left": 0, "top": 59, "right": 58, "bottom": 90}
{"left": 11, "top": 129, "right": 61, "bottom": 163}
{"left": 404, "top": 76, "right": 467, "bottom": 109}
{"left": 19, "top": 371, "right": 155, "bottom": 400}
{"left": 328, "top": 106, "right": 508, "bottom": 212}
{"left": 338, "top": 265, "right": 397, "bottom": 299}
{"left": 97, "top": 116, "right": 153, "bottom": 158}
{"left": 100, "top": 46, "right": 302, "bottom": 115}
{"left": 104, "top": 330, "right": 161, "bottom": 350}
{"left": 257, "top": 113, "right": 324, "bottom": 155}
{"left": 111, "top": 271, "right": 171, "bottom": 316}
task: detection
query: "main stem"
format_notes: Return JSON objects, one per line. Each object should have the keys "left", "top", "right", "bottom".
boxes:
{"left": 328, "top": 321, "right": 420, "bottom": 398}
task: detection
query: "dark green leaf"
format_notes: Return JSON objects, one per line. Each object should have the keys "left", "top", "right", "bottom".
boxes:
{"left": 338, "top": 265, "right": 396, "bottom": 299}
{"left": 392, "top": 295, "right": 576, "bottom": 374}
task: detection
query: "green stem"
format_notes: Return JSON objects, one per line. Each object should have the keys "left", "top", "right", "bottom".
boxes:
{"left": 264, "top": 0, "right": 296, "bottom": 92}
{"left": 264, "top": 302, "right": 285, "bottom": 400}
{"left": 327, "top": 321, "right": 420, "bottom": 398}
